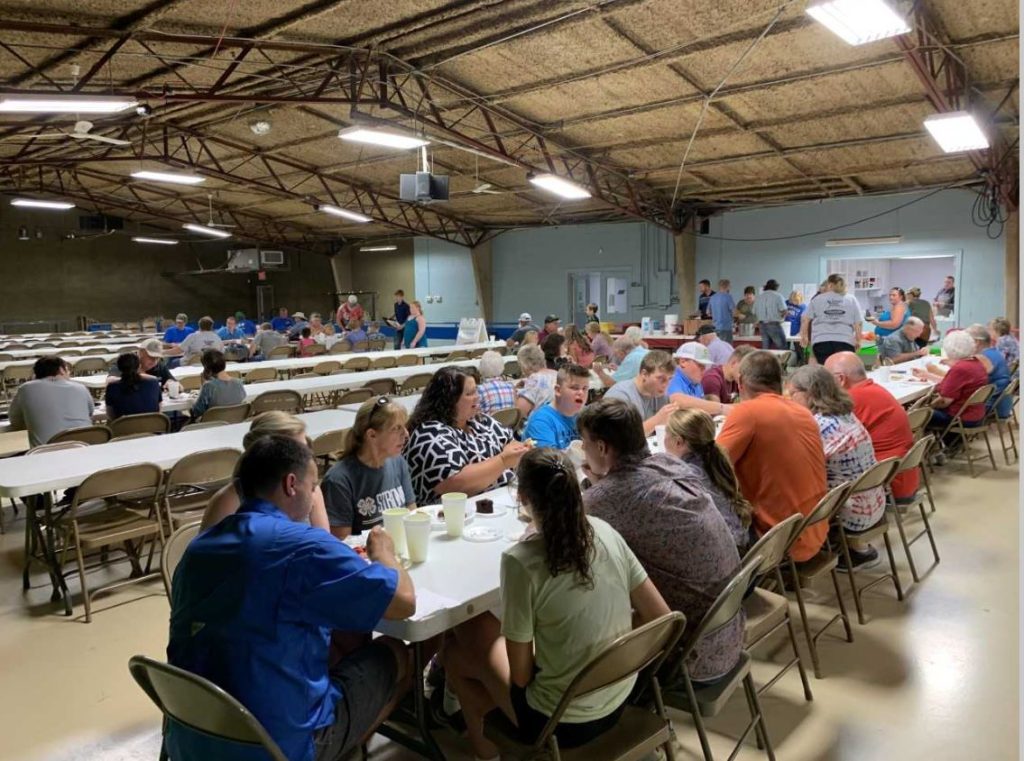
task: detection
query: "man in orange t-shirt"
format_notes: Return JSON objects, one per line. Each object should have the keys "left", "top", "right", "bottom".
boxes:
{"left": 825, "top": 352, "right": 919, "bottom": 501}
{"left": 717, "top": 351, "right": 828, "bottom": 562}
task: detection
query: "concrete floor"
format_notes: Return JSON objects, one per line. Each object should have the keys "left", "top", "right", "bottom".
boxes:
{"left": 0, "top": 448, "right": 1018, "bottom": 761}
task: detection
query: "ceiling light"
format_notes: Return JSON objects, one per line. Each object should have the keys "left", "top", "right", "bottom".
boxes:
{"left": 132, "top": 236, "right": 179, "bottom": 245}
{"left": 0, "top": 94, "right": 138, "bottom": 113}
{"left": 183, "top": 223, "right": 231, "bottom": 239}
{"left": 338, "top": 128, "right": 429, "bottom": 150}
{"left": 826, "top": 236, "right": 904, "bottom": 247}
{"left": 360, "top": 245, "right": 398, "bottom": 252}
{"left": 10, "top": 198, "right": 75, "bottom": 210}
{"left": 250, "top": 120, "right": 271, "bottom": 136}
{"left": 923, "top": 111, "right": 990, "bottom": 153}
{"left": 318, "top": 204, "right": 371, "bottom": 223}
{"left": 528, "top": 173, "right": 591, "bottom": 200}
{"left": 807, "top": 0, "right": 910, "bottom": 45}
{"left": 131, "top": 170, "right": 205, "bottom": 185}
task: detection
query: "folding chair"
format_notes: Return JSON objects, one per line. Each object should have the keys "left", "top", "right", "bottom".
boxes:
{"left": 833, "top": 458, "right": 904, "bottom": 625}
{"left": 906, "top": 406, "right": 933, "bottom": 440}
{"left": 352, "top": 340, "right": 369, "bottom": 353}
{"left": 49, "top": 425, "right": 112, "bottom": 445}
{"left": 934, "top": 384, "right": 997, "bottom": 477}
{"left": 110, "top": 412, "right": 171, "bottom": 439}
{"left": 198, "top": 403, "right": 251, "bottom": 424}
{"left": 344, "top": 356, "right": 371, "bottom": 372}
{"left": 161, "top": 521, "right": 201, "bottom": 595}
{"left": 250, "top": 389, "right": 303, "bottom": 415}
{"left": 329, "top": 340, "right": 353, "bottom": 355}
{"left": 662, "top": 553, "right": 776, "bottom": 761}
{"left": 985, "top": 376, "right": 1019, "bottom": 465}
{"left": 741, "top": 514, "right": 813, "bottom": 702}
{"left": 492, "top": 406, "right": 522, "bottom": 432}
{"left": 162, "top": 448, "right": 241, "bottom": 530}
{"left": 396, "top": 354, "right": 420, "bottom": 367}
{"left": 179, "top": 375, "right": 202, "bottom": 393}
{"left": 400, "top": 373, "right": 433, "bottom": 396}
{"left": 128, "top": 655, "right": 289, "bottom": 761}
{"left": 56, "top": 462, "right": 165, "bottom": 622}
{"left": 2, "top": 364, "right": 33, "bottom": 400}
{"left": 505, "top": 360, "right": 522, "bottom": 379}
{"left": 888, "top": 436, "right": 940, "bottom": 584}
{"left": 83, "top": 347, "right": 109, "bottom": 356}
{"left": 446, "top": 350, "right": 469, "bottom": 361}
{"left": 243, "top": 367, "right": 278, "bottom": 384}
{"left": 312, "top": 361, "right": 341, "bottom": 375}
{"left": 71, "top": 356, "right": 109, "bottom": 376}
{"left": 311, "top": 429, "right": 349, "bottom": 475}
{"left": 268, "top": 345, "right": 295, "bottom": 360}
{"left": 784, "top": 483, "right": 855, "bottom": 679}
{"left": 369, "top": 339, "right": 387, "bottom": 352}
{"left": 485, "top": 612, "right": 686, "bottom": 761}
{"left": 336, "top": 388, "right": 374, "bottom": 406}
{"left": 371, "top": 356, "right": 397, "bottom": 370}
{"left": 363, "top": 378, "right": 397, "bottom": 396}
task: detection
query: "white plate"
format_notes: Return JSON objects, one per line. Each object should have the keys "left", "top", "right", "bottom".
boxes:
{"left": 420, "top": 505, "right": 476, "bottom": 531}
{"left": 463, "top": 526, "right": 503, "bottom": 543}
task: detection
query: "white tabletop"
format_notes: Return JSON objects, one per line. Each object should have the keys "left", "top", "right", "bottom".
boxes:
{"left": 375, "top": 488, "right": 523, "bottom": 643}
{"left": 868, "top": 356, "right": 936, "bottom": 404}
{"left": 0, "top": 343, "right": 142, "bottom": 360}
{"left": 0, "top": 408, "right": 357, "bottom": 498}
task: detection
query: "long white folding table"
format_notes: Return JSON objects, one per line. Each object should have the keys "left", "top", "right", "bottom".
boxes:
{"left": 0, "top": 343, "right": 142, "bottom": 361}
{"left": 868, "top": 356, "right": 937, "bottom": 404}
{"left": 0, "top": 408, "right": 358, "bottom": 615}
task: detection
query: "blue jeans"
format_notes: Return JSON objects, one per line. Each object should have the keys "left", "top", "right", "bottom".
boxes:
{"left": 760, "top": 322, "right": 787, "bottom": 350}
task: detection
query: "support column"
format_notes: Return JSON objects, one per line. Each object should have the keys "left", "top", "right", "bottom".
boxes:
{"left": 1005, "top": 209, "right": 1019, "bottom": 327}
{"left": 470, "top": 239, "right": 493, "bottom": 322}
{"left": 674, "top": 224, "right": 697, "bottom": 319}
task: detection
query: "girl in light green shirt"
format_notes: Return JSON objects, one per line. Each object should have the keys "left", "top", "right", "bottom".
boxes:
{"left": 440, "top": 448, "right": 670, "bottom": 760}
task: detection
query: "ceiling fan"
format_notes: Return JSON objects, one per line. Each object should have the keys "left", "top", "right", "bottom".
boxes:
{"left": 204, "top": 193, "right": 237, "bottom": 228}
{"left": 469, "top": 156, "right": 506, "bottom": 195}
{"left": 67, "top": 120, "right": 131, "bottom": 146}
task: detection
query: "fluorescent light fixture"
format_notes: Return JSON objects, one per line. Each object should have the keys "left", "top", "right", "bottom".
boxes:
{"left": 130, "top": 170, "right": 205, "bottom": 185}
{"left": 132, "top": 236, "right": 179, "bottom": 245}
{"left": 360, "top": 245, "right": 398, "bottom": 252}
{"left": 183, "top": 223, "right": 231, "bottom": 239}
{"left": 10, "top": 198, "right": 74, "bottom": 210}
{"left": 318, "top": 204, "right": 371, "bottom": 223}
{"left": 923, "top": 111, "right": 990, "bottom": 153}
{"left": 338, "top": 128, "right": 429, "bottom": 150}
{"left": 0, "top": 94, "right": 137, "bottom": 113}
{"left": 807, "top": 0, "right": 910, "bottom": 45}
{"left": 528, "top": 173, "right": 591, "bottom": 200}
{"left": 825, "top": 236, "right": 904, "bottom": 247}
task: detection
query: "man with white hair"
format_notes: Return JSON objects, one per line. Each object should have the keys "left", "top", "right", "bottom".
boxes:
{"left": 825, "top": 351, "right": 918, "bottom": 503}
{"left": 477, "top": 350, "right": 516, "bottom": 415}
{"left": 878, "top": 317, "right": 929, "bottom": 364}
{"left": 611, "top": 328, "right": 650, "bottom": 382}
{"left": 336, "top": 295, "right": 364, "bottom": 328}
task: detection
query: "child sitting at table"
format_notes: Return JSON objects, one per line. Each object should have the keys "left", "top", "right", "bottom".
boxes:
{"left": 366, "top": 321, "right": 386, "bottom": 343}
{"left": 438, "top": 448, "right": 670, "bottom": 758}
{"left": 297, "top": 326, "right": 316, "bottom": 357}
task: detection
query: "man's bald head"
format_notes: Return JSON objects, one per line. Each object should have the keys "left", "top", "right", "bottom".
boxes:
{"left": 824, "top": 351, "right": 867, "bottom": 388}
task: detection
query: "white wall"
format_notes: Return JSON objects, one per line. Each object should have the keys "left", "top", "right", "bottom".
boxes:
{"left": 413, "top": 238, "right": 482, "bottom": 323}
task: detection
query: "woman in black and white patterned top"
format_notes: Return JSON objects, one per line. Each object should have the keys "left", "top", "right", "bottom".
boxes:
{"left": 405, "top": 366, "right": 531, "bottom": 505}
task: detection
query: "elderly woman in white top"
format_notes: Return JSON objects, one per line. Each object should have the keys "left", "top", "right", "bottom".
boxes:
{"left": 515, "top": 344, "right": 557, "bottom": 418}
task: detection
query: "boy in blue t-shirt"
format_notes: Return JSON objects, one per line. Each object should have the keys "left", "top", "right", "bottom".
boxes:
{"left": 521, "top": 364, "right": 591, "bottom": 449}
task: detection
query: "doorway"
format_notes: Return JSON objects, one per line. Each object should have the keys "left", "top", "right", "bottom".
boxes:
{"left": 256, "top": 285, "right": 275, "bottom": 322}
{"left": 567, "top": 268, "right": 631, "bottom": 327}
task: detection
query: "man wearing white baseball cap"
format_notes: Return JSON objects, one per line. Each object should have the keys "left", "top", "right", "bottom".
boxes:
{"left": 669, "top": 342, "right": 734, "bottom": 415}
{"left": 507, "top": 312, "right": 539, "bottom": 347}
{"left": 106, "top": 339, "right": 174, "bottom": 387}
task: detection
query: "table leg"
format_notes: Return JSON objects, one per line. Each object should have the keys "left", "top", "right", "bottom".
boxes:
{"left": 40, "top": 493, "right": 72, "bottom": 615}
{"left": 377, "top": 641, "right": 446, "bottom": 760}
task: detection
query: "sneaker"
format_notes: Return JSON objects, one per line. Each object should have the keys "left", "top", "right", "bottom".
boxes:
{"left": 837, "top": 546, "right": 880, "bottom": 573}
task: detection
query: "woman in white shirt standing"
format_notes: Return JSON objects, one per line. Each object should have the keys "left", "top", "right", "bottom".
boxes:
{"left": 440, "top": 448, "right": 670, "bottom": 759}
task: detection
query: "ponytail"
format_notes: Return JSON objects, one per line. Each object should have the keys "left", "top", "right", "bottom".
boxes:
{"left": 517, "top": 448, "right": 594, "bottom": 587}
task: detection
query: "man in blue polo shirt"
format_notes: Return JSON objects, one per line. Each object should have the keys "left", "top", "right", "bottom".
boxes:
{"left": 522, "top": 364, "right": 590, "bottom": 448}
{"left": 271, "top": 306, "right": 294, "bottom": 333}
{"left": 708, "top": 279, "right": 736, "bottom": 343}
{"left": 392, "top": 290, "right": 411, "bottom": 350}
{"left": 234, "top": 311, "right": 257, "bottom": 336}
{"left": 216, "top": 314, "right": 246, "bottom": 341}
{"left": 167, "top": 435, "right": 416, "bottom": 761}
{"left": 668, "top": 342, "right": 732, "bottom": 415}
{"left": 162, "top": 313, "right": 193, "bottom": 345}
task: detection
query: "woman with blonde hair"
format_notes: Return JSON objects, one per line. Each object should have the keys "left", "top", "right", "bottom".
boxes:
{"left": 201, "top": 411, "right": 331, "bottom": 531}
{"left": 585, "top": 320, "right": 613, "bottom": 359}
{"left": 321, "top": 396, "right": 416, "bottom": 539}
{"left": 563, "top": 324, "right": 595, "bottom": 368}
{"left": 662, "top": 408, "right": 753, "bottom": 550}
{"left": 404, "top": 300, "right": 428, "bottom": 348}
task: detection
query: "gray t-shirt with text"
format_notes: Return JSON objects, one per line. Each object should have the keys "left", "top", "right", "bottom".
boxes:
{"left": 806, "top": 292, "right": 861, "bottom": 346}
{"left": 322, "top": 455, "right": 416, "bottom": 534}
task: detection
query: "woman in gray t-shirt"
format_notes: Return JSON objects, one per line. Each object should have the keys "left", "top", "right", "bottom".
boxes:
{"left": 801, "top": 274, "right": 862, "bottom": 364}
{"left": 191, "top": 349, "right": 246, "bottom": 419}
{"left": 321, "top": 396, "right": 416, "bottom": 538}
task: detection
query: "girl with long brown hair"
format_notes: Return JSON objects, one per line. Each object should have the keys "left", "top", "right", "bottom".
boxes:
{"left": 439, "top": 447, "right": 669, "bottom": 759}
{"left": 663, "top": 408, "right": 753, "bottom": 550}
{"left": 563, "top": 323, "right": 595, "bottom": 368}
